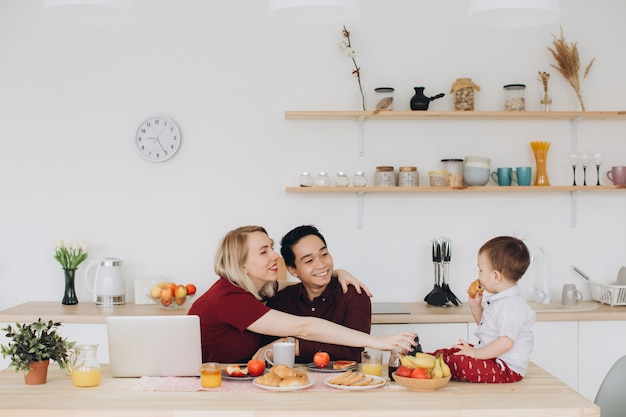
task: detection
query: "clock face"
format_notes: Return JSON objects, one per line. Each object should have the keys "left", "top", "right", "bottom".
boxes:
{"left": 135, "top": 116, "right": 181, "bottom": 162}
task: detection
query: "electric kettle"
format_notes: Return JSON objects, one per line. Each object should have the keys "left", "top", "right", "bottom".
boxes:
{"left": 83, "top": 258, "right": 125, "bottom": 306}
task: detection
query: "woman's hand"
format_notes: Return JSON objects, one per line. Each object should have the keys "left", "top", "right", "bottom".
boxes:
{"left": 334, "top": 269, "right": 372, "bottom": 297}
{"left": 251, "top": 341, "right": 274, "bottom": 362}
{"left": 371, "top": 332, "right": 417, "bottom": 352}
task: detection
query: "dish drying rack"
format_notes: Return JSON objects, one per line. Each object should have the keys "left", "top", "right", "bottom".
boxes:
{"left": 588, "top": 282, "right": 626, "bottom": 306}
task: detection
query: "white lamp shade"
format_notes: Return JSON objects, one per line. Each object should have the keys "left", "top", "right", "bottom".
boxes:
{"left": 268, "top": 0, "right": 359, "bottom": 24}
{"left": 468, "top": 0, "right": 560, "bottom": 28}
{"left": 42, "top": 0, "right": 134, "bottom": 27}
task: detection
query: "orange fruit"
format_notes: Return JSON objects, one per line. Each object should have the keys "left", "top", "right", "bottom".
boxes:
{"left": 185, "top": 284, "right": 197, "bottom": 295}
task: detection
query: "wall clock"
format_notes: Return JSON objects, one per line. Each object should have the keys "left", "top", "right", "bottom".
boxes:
{"left": 134, "top": 115, "right": 181, "bottom": 162}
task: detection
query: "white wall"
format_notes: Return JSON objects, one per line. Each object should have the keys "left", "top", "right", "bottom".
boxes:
{"left": 0, "top": 0, "right": 625, "bottom": 312}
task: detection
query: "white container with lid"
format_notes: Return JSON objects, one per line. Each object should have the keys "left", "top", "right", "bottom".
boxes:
{"left": 503, "top": 84, "right": 526, "bottom": 111}
{"left": 398, "top": 166, "right": 419, "bottom": 187}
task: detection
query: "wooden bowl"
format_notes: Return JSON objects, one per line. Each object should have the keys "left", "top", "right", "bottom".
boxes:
{"left": 392, "top": 373, "right": 451, "bottom": 391}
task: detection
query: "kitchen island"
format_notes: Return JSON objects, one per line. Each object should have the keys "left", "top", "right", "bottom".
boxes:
{"left": 0, "top": 362, "right": 599, "bottom": 417}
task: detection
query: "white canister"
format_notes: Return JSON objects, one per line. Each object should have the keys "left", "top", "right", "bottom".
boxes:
{"left": 375, "top": 166, "right": 396, "bottom": 187}
{"left": 398, "top": 166, "right": 419, "bottom": 187}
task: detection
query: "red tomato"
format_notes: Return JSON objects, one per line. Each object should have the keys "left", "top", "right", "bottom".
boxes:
{"left": 247, "top": 359, "right": 266, "bottom": 377}
{"left": 410, "top": 367, "right": 432, "bottom": 379}
{"left": 313, "top": 351, "right": 331, "bottom": 368}
{"left": 395, "top": 365, "right": 414, "bottom": 378}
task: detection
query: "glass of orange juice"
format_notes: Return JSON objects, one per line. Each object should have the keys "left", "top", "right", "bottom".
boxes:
{"left": 361, "top": 350, "right": 383, "bottom": 376}
{"left": 200, "top": 362, "right": 222, "bottom": 388}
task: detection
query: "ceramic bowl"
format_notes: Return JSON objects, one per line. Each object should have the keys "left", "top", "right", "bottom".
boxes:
{"left": 463, "top": 166, "right": 490, "bottom": 186}
{"left": 392, "top": 373, "right": 451, "bottom": 391}
{"left": 464, "top": 156, "right": 491, "bottom": 165}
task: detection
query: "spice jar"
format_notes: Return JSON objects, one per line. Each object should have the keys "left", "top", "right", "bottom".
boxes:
{"left": 335, "top": 171, "right": 350, "bottom": 187}
{"left": 398, "top": 166, "right": 419, "bottom": 187}
{"left": 375, "top": 166, "right": 396, "bottom": 187}
{"left": 503, "top": 84, "right": 526, "bottom": 111}
{"left": 374, "top": 87, "right": 394, "bottom": 111}
{"left": 441, "top": 159, "right": 463, "bottom": 187}
{"left": 429, "top": 170, "right": 449, "bottom": 187}
{"left": 353, "top": 171, "right": 367, "bottom": 187}
{"left": 299, "top": 172, "right": 313, "bottom": 187}
{"left": 450, "top": 77, "right": 481, "bottom": 111}
{"left": 388, "top": 347, "right": 402, "bottom": 382}
{"left": 314, "top": 172, "right": 331, "bottom": 187}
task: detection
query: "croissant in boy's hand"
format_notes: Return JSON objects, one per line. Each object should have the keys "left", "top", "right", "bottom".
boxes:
{"left": 468, "top": 279, "right": 483, "bottom": 297}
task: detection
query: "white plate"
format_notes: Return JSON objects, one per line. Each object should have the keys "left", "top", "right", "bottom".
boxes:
{"left": 323, "top": 374, "right": 386, "bottom": 391}
{"left": 222, "top": 369, "right": 266, "bottom": 381}
{"left": 306, "top": 362, "right": 357, "bottom": 373}
{"left": 253, "top": 377, "right": 315, "bottom": 392}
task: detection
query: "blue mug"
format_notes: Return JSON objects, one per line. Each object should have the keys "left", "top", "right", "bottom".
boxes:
{"left": 513, "top": 166, "right": 532, "bottom": 186}
{"left": 490, "top": 167, "right": 513, "bottom": 186}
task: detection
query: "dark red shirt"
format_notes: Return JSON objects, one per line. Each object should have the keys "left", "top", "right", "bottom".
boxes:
{"left": 264, "top": 277, "right": 371, "bottom": 363}
{"left": 188, "top": 277, "right": 270, "bottom": 363}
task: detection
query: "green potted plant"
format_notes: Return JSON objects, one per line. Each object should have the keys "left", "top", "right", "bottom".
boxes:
{"left": 1, "top": 318, "right": 75, "bottom": 385}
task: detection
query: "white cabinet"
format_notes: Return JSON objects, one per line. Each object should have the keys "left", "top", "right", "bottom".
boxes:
{"left": 578, "top": 321, "right": 626, "bottom": 401}
{"left": 530, "top": 322, "right": 579, "bottom": 392}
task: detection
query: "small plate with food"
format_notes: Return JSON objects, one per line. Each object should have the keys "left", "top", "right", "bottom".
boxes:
{"left": 253, "top": 364, "right": 314, "bottom": 391}
{"left": 307, "top": 360, "right": 357, "bottom": 373}
{"left": 323, "top": 371, "right": 386, "bottom": 391}
{"left": 222, "top": 364, "right": 265, "bottom": 381}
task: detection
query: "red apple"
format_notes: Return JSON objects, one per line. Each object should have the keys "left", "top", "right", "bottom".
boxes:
{"left": 246, "top": 359, "right": 265, "bottom": 376}
{"left": 313, "top": 351, "right": 330, "bottom": 368}
{"left": 185, "top": 283, "right": 197, "bottom": 295}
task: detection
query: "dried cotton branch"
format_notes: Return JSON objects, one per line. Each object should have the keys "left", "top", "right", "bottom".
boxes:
{"left": 340, "top": 26, "right": 366, "bottom": 111}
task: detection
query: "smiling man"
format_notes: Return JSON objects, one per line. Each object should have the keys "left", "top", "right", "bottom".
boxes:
{"left": 261, "top": 225, "right": 372, "bottom": 363}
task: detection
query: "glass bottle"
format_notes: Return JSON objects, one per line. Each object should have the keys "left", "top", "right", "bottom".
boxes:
{"left": 353, "top": 171, "right": 367, "bottom": 187}
{"left": 314, "top": 172, "right": 331, "bottom": 187}
{"left": 335, "top": 171, "right": 350, "bottom": 187}
{"left": 388, "top": 347, "right": 402, "bottom": 381}
{"left": 71, "top": 344, "right": 101, "bottom": 387}
{"left": 299, "top": 172, "right": 313, "bottom": 187}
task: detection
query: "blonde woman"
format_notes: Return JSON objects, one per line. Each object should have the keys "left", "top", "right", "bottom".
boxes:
{"left": 189, "top": 225, "right": 417, "bottom": 363}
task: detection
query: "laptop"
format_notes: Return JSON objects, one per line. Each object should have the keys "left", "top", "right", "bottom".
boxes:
{"left": 106, "top": 315, "right": 202, "bottom": 377}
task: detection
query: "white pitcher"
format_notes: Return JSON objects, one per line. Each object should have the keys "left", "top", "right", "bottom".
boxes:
{"left": 83, "top": 258, "right": 125, "bottom": 306}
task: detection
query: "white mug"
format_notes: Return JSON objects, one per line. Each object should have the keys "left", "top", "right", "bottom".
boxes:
{"left": 562, "top": 284, "right": 583, "bottom": 306}
{"left": 264, "top": 342, "right": 295, "bottom": 368}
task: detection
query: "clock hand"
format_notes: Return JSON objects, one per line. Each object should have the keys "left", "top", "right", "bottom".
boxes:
{"left": 154, "top": 137, "right": 166, "bottom": 153}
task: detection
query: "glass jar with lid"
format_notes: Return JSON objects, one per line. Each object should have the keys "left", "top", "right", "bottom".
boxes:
{"left": 374, "top": 87, "right": 394, "bottom": 111}
{"left": 335, "top": 172, "right": 350, "bottom": 187}
{"left": 299, "top": 172, "right": 314, "bottom": 187}
{"left": 503, "top": 84, "right": 526, "bottom": 111}
{"left": 314, "top": 172, "right": 331, "bottom": 187}
{"left": 353, "top": 171, "right": 367, "bottom": 187}
{"left": 441, "top": 159, "right": 464, "bottom": 187}
{"left": 375, "top": 166, "right": 396, "bottom": 187}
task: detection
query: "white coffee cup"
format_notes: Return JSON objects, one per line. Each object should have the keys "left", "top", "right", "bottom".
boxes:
{"left": 264, "top": 341, "right": 295, "bottom": 368}
{"left": 562, "top": 284, "right": 583, "bottom": 306}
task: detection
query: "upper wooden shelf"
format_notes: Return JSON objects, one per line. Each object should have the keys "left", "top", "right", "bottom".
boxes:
{"left": 284, "top": 110, "right": 626, "bottom": 121}
{"left": 286, "top": 185, "right": 625, "bottom": 193}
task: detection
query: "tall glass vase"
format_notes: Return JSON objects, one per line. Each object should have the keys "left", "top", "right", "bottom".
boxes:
{"left": 62, "top": 268, "right": 78, "bottom": 305}
{"left": 531, "top": 141, "right": 551, "bottom": 186}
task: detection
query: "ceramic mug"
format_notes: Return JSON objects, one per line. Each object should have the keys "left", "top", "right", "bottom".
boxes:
{"left": 512, "top": 166, "right": 532, "bottom": 186}
{"left": 264, "top": 341, "right": 295, "bottom": 368}
{"left": 562, "top": 284, "right": 583, "bottom": 306}
{"left": 606, "top": 166, "right": 626, "bottom": 186}
{"left": 491, "top": 167, "right": 513, "bottom": 186}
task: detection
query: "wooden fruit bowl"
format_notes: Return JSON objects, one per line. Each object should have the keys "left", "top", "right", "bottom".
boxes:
{"left": 392, "top": 373, "right": 451, "bottom": 391}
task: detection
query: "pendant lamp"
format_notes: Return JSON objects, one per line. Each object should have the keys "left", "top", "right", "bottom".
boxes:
{"left": 468, "top": 0, "right": 560, "bottom": 28}
{"left": 268, "top": 0, "right": 359, "bottom": 24}
{"left": 42, "top": 0, "right": 134, "bottom": 27}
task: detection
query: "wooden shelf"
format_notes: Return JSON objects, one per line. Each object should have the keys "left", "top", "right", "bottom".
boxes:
{"left": 286, "top": 185, "right": 624, "bottom": 193}
{"left": 284, "top": 110, "right": 626, "bottom": 121}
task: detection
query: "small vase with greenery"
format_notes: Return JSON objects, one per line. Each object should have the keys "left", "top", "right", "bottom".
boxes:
{"left": 1, "top": 318, "right": 75, "bottom": 378}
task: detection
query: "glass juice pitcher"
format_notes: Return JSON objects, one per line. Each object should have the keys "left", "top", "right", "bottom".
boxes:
{"left": 71, "top": 344, "right": 101, "bottom": 387}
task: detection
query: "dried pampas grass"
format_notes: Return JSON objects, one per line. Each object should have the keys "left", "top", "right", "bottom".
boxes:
{"left": 547, "top": 27, "right": 595, "bottom": 111}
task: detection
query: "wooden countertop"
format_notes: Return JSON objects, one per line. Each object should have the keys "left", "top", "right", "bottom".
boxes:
{"left": 1, "top": 301, "right": 625, "bottom": 324}
{"left": 0, "top": 363, "right": 599, "bottom": 417}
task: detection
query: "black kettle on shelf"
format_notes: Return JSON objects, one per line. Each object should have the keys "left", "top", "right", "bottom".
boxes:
{"left": 410, "top": 87, "right": 445, "bottom": 111}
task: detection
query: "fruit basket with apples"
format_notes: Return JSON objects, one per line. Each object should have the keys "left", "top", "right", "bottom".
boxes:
{"left": 148, "top": 282, "right": 197, "bottom": 310}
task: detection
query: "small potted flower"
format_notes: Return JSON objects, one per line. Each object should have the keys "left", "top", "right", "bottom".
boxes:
{"left": 53, "top": 240, "right": 88, "bottom": 305}
{"left": 0, "top": 318, "right": 75, "bottom": 385}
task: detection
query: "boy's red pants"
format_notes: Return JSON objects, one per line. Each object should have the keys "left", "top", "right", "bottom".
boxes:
{"left": 431, "top": 347, "right": 523, "bottom": 383}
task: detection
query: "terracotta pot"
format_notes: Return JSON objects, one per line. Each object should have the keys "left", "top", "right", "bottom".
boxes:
{"left": 24, "top": 359, "right": 50, "bottom": 385}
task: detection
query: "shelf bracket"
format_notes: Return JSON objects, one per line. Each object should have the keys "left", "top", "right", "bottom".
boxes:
{"left": 356, "top": 191, "right": 365, "bottom": 229}
{"left": 356, "top": 116, "right": 365, "bottom": 157}
{"left": 571, "top": 116, "right": 584, "bottom": 151}
{"left": 570, "top": 190, "right": 580, "bottom": 227}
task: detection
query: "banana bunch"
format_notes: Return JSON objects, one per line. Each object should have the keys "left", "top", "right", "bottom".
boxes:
{"left": 400, "top": 352, "right": 451, "bottom": 379}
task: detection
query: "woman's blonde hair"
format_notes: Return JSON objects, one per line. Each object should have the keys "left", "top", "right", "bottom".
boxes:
{"left": 214, "top": 225, "right": 276, "bottom": 300}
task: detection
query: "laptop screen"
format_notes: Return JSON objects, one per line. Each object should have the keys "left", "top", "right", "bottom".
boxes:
{"left": 106, "top": 315, "right": 202, "bottom": 377}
